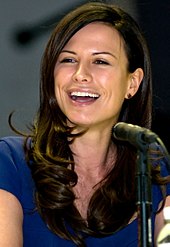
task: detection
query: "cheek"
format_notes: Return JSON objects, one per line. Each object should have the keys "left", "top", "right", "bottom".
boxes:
{"left": 54, "top": 70, "right": 65, "bottom": 94}
{"left": 54, "top": 68, "right": 74, "bottom": 91}
{"left": 54, "top": 78, "right": 59, "bottom": 97}
{"left": 54, "top": 78, "right": 63, "bottom": 107}
{"left": 106, "top": 79, "right": 129, "bottom": 105}
{"left": 54, "top": 65, "right": 75, "bottom": 78}
{"left": 95, "top": 73, "right": 114, "bottom": 92}
{"left": 54, "top": 75, "right": 69, "bottom": 111}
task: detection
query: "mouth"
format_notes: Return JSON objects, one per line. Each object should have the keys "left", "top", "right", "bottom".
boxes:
{"left": 69, "top": 91, "right": 100, "bottom": 103}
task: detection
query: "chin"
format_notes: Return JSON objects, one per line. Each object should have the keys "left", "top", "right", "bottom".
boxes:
{"left": 67, "top": 117, "right": 92, "bottom": 128}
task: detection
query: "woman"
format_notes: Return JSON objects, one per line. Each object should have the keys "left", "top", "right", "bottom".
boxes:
{"left": 0, "top": 2, "right": 170, "bottom": 246}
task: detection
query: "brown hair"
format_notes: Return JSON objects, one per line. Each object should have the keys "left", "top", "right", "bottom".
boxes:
{"left": 23, "top": 2, "right": 169, "bottom": 246}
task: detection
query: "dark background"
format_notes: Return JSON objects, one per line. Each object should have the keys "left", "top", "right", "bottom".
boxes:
{"left": 138, "top": 0, "right": 170, "bottom": 151}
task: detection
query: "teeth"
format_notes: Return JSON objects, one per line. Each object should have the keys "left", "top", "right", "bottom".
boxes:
{"left": 70, "top": 92, "right": 99, "bottom": 98}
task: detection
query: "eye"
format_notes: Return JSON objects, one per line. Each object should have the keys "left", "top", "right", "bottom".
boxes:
{"left": 60, "top": 58, "right": 77, "bottom": 63}
{"left": 94, "top": 59, "right": 110, "bottom": 65}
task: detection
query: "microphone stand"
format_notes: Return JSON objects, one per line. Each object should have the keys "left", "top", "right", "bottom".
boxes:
{"left": 113, "top": 122, "right": 170, "bottom": 246}
{"left": 136, "top": 142, "right": 152, "bottom": 247}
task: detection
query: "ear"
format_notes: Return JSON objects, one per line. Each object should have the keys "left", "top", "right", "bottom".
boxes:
{"left": 125, "top": 68, "right": 144, "bottom": 99}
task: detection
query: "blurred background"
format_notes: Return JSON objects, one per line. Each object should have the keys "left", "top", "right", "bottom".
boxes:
{"left": 0, "top": 0, "right": 169, "bottom": 150}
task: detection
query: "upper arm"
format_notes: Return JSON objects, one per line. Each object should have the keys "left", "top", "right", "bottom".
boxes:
{"left": 0, "top": 189, "right": 23, "bottom": 247}
{"left": 154, "top": 195, "right": 170, "bottom": 245}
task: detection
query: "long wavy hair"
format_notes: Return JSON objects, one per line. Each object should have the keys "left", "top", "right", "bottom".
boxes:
{"left": 23, "top": 2, "right": 169, "bottom": 246}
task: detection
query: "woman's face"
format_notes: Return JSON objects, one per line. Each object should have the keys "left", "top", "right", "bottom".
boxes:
{"left": 54, "top": 22, "right": 135, "bottom": 130}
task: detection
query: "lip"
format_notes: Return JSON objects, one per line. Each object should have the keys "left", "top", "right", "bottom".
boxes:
{"left": 68, "top": 88, "right": 100, "bottom": 96}
{"left": 67, "top": 88, "right": 100, "bottom": 105}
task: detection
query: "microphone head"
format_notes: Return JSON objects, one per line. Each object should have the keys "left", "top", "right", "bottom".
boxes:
{"left": 113, "top": 122, "right": 137, "bottom": 140}
{"left": 113, "top": 122, "right": 158, "bottom": 146}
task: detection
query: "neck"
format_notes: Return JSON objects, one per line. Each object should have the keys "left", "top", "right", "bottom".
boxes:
{"left": 69, "top": 127, "right": 116, "bottom": 176}
{"left": 69, "top": 127, "right": 116, "bottom": 219}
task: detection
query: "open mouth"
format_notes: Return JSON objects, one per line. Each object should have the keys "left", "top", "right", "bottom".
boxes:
{"left": 70, "top": 91, "right": 100, "bottom": 103}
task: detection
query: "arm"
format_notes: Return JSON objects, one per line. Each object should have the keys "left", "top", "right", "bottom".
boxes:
{"left": 154, "top": 195, "right": 170, "bottom": 245}
{"left": 0, "top": 189, "right": 23, "bottom": 247}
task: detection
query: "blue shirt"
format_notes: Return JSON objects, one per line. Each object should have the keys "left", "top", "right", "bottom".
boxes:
{"left": 0, "top": 136, "right": 170, "bottom": 246}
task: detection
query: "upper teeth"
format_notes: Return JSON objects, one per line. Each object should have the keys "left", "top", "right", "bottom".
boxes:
{"left": 70, "top": 92, "right": 99, "bottom": 98}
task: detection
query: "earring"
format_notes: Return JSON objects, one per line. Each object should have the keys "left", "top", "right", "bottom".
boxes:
{"left": 127, "top": 93, "right": 132, "bottom": 99}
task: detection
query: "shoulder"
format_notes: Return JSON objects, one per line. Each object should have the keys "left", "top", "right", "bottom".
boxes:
{"left": 0, "top": 136, "right": 34, "bottom": 206}
{"left": 0, "top": 136, "right": 27, "bottom": 175}
{"left": 0, "top": 136, "right": 31, "bottom": 168}
{"left": 0, "top": 135, "right": 25, "bottom": 154}
{"left": 152, "top": 156, "right": 170, "bottom": 213}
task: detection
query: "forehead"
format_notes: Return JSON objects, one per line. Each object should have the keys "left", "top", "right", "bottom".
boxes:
{"left": 63, "top": 22, "right": 124, "bottom": 51}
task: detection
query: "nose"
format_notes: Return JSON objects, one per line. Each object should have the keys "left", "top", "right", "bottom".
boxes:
{"left": 72, "top": 63, "right": 92, "bottom": 83}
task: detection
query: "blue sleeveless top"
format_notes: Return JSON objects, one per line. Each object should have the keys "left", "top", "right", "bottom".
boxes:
{"left": 0, "top": 136, "right": 170, "bottom": 246}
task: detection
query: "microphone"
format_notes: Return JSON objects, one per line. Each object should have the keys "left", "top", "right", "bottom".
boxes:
{"left": 113, "top": 122, "right": 158, "bottom": 147}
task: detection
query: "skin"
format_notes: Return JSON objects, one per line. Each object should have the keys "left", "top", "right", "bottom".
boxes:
{"left": 54, "top": 22, "right": 142, "bottom": 132}
{"left": 0, "top": 189, "right": 23, "bottom": 246}
{"left": 0, "top": 22, "right": 169, "bottom": 246}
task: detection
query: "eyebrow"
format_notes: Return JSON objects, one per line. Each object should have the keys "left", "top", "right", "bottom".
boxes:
{"left": 60, "top": 50, "right": 76, "bottom": 55}
{"left": 92, "top": 51, "right": 117, "bottom": 59}
{"left": 60, "top": 50, "right": 117, "bottom": 59}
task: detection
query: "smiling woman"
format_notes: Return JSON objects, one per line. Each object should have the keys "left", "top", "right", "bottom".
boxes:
{"left": 54, "top": 22, "right": 139, "bottom": 128}
{"left": 0, "top": 2, "right": 170, "bottom": 247}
